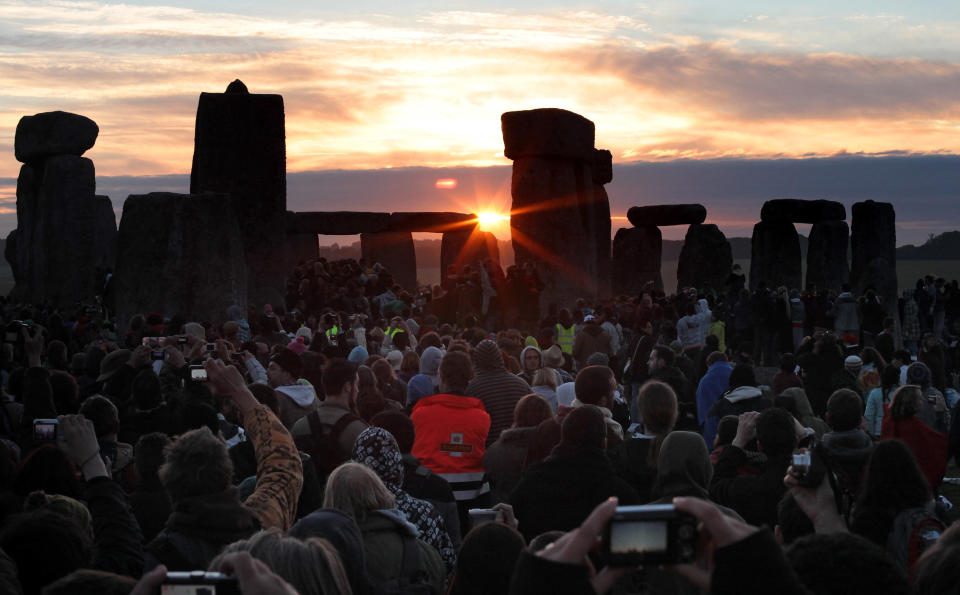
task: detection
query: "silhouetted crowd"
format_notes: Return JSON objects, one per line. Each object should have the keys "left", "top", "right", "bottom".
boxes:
{"left": 1, "top": 255, "right": 960, "bottom": 594}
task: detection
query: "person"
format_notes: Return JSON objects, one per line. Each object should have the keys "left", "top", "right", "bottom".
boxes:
{"left": 529, "top": 368, "right": 559, "bottom": 413}
{"left": 696, "top": 351, "right": 732, "bottom": 447}
{"left": 875, "top": 316, "right": 896, "bottom": 363}
{"left": 290, "top": 358, "right": 369, "bottom": 483}
{"left": 709, "top": 407, "right": 796, "bottom": 527}
{"left": 351, "top": 427, "right": 456, "bottom": 573}
{"left": 289, "top": 508, "right": 371, "bottom": 595}
{"left": 555, "top": 309, "right": 576, "bottom": 355}
{"left": 796, "top": 333, "right": 845, "bottom": 416}
{"left": 128, "top": 432, "right": 172, "bottom": 543}
{"left": 821, "top": 389, "right": 874, "bottom": 505}
{"left": 210, "top": 529, "right": 354, "bottom": 595}
{"left": 858, "top": 347, "right": 885, "bottom": 393}
{"left": 483, "top": 394, "right": 553, "bottom": 505}
{"left": 607, "top": 381, "right": 677, "bottom": 501}
{"left": 517, "top": 345, "right": 542, "bottom": 385}
{"left": 778, "top": 387, "right": 831, "bottom": 437}
{"left": 864, "top": 364, "right": 901, "bottom": 437}
{"left": 510, "top": 405, "right": 638, "bottom": 542}
{"left": 772, "top": 353, "right": 803, "bottom": 396}
{"left": 881, "top": 385, "right": 948, "bottom": 490}
{"left": 905, "top": 361, "right": 950, "bottom": 435}
{"left": 676, "top": 298, "right": 712, "bottom": 359}
{"left": 564, "top": 365, "right": 624, "bottom": 443}
{"left": 411, "top": 350, "right": 491, "bottom": 533}
{"left": 571, "top": 315, "right": 612, "bottom": 371}
{"left": 707, "top": 363, "right": 770, "bottom": 423}
{"left": 642, "top": 345, "right": 695, "bottom": 431}
{"left": 266, "top": 348, "right": 320, "bottom": 429}
{"left": 465, "top": 340, "right": 531, "bottom": 446}
{"left": 78, "top": 395, "right": 134, "bottom": 477}
{"left": 449, "top": 522, "right": 526, "bottom": 595}
{"left": 145, "top": 359, "right": 303, "bottom": 571}
{"left": 322, "top": 463, "right": 445, "bottom": 594}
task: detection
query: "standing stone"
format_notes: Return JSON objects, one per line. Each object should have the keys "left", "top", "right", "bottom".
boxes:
{"left": 15, "top": 111, "right": 98, "bottom": 164}
{"left": 750, "top": 221, "right": 802, "bottom": 290}
{"left": 760, "top": 199, "right": 846, "bottom": 224}
{"left": 440, "top": 228, "right": 500, "bottom": 275}
{"left": 592, "top": 149, "right": 612, "bottom": 297}
{"left": 851, "top": 201, "right": 897, "bottom": 299}
{"left": 4, "top": 230, "right": 19, "bottom": 285}
{"left": 93, "top": 195, "right": 118, "bottom": 271}
{"left": 361, "top": 231, "right": 417, "bottom": 289}
{"left": 627, "top": 204, "right": 706, "bottom": 227}
{"left": 287, "top": 232, "right": 319, "bottom": 267}
{"left": 190, "top": 80, "right": 287, "bottom": 298}
{"left": 677, "top": 224, "right": 732, "bottom": 292}
{"left": 113, "top": 193, "right": 247, "bottom": 328}
{"left": 806, "top": 220, "right": 849, "bottom": 292}
{"left": 502, "top": 108, "right": 599, "bottom": 309}
{"left": 612, "top": 226, "right": 663, "bottom": 294}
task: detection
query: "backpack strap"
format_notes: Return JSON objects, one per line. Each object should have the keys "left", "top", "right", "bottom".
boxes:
{"left": 330, "top": 410, "right": 361, "bottom": 442}
{"left": 399, "top": 533, "right": 426, "bottom": 584}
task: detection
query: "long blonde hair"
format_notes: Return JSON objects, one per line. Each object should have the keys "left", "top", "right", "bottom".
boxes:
{"left": 322, "top": 462, "right": 395, "bottom": 521}
{"left": 212, "top": 528, "right": 353, "bottom": 595}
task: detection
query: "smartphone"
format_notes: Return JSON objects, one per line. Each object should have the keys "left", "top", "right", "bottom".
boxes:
{"left": 33, "top": 418, "right": 58, "bottom": 442}
{"left": 602, "top": 504, "right": 698, "bottom": 566}
{"left": 189, "top": 365, "right": 208, "bottom": 382}
{"left": 162, "top": 571, "right": 238, "bottom": 595}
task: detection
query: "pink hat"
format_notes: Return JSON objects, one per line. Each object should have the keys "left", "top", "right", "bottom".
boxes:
{"left": 286, "top": 336, "right": 307, "bottom": 354}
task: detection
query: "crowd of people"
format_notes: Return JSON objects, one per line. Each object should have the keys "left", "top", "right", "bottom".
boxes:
{"left": 1, "top": 254, "right": 960, "bottom": 594}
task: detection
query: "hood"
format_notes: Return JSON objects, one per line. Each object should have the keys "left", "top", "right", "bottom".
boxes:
{"left": 406, "top": 374, "right": 436, "bottom": 405}
{"left": 366, "top": 509, "right": 420, "bottom": 537}
{"left": 571, "top": 398, "right": 612, "bottom": 420}
{"left": 654, "top": 431, "right": 712, "bottom": 500}
{"left": 556, "top": 382, "right": 577, "bottom": 408}
{"left": 520, "top": 345, "right": 542, "bottom": 372}
{"left": 821, "top": 430, "right": 874, "bottom": 465}
{"left": 781, "top": 387, "right": 815, "bottom": 419}
{"left": 724, "top": 386, "right": 763, "bottom": 403}
{"left": 352, "top": 427, "right": 404, "bottom": 489}
{"left": 473, "top": 339, "right": 506, "bottom": 372}
{"left": 275, "top": 384, "right": 317, "bottom": 407}
{"left": 348, "top": 346, "right": 368, "bottom": 364}
{"left": 420, "top": 346, "right": 444, "bottom": 375}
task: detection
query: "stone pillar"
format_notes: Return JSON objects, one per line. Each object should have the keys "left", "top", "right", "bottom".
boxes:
{"left": 612, "top": 226, "right": 663, "bottom": 294}
{"left": 190, "top": 80, "right": 287, "bottom": 298}
{"left": 361, "top": 231, "right": 417, "bottom": 289}
{"left": 592, "top": 149, "right": 613, "bottom": 297}
{"left": 287, "top": 232, "right": 318, "bottom": 267}
{"left": 440, "top": 227, "right": 500, "bottom": 277}
{"left": 806, "top": 220, "right": 849, "bottom": 292}
{"left": 9, "top": 111, "right": 102, "bottom": 305}
{"left": 677, "top": 224, "right": 732, "bottom": 292}
{"left": 750, "top": 220, "right": 802, "bottom": 290}
{"left": 851, "top": 201, "right": 897, "bottom": 299}
{"left": 93, "top": 195, "right": 118, "bottom": 271}
{"left": 502, "top": 108, "right": 600, "bottom": 310}
{"left": 114, "top": 193, "right": 247, "bottom": 328}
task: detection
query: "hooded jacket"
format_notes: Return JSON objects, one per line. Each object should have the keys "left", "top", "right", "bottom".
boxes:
{"left": 353, "top": 428, "right": 456, "bottom": 573}
{"left": 517, "top": 345, "right": 542, "bottom": 385}
{"left": 411, "top": 393, "right": 491, "bottom": 501}
{"left": 780, "top": 388, "right": 831, "bottom": 437}
{"left": 465, "top": 341, "right": 531, "bottom": 446}
{"left": 274, "top": 384, "right": 318, "bottom": 429}
{"left": 482, "top": 426, "right": 538, "bottom": 505}
{"left": 418, "top": 346, "right": 444, "bottom": 390}
{"left": 697, "top": 361, "right": 733, "bottom": 447}
{"left": 571, "top": 323, "right": 612, "bottom": 371}
{"left": 707, "top": 385, "right": 772, "bottom": 421}
{"left": 357, "top": 509, "right": 446, "bottom": 595}
{"left": 290, "top": 509, "right": 370, "bottom": 595}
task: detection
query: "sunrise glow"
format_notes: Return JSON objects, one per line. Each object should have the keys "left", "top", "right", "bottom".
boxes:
{"left": 475, "top": 211, "right": 511, "bottom": 235}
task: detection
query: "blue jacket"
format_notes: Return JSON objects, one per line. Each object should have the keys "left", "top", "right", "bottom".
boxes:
{"left": 697, "top": 361, "right": 733, "bottom": 447}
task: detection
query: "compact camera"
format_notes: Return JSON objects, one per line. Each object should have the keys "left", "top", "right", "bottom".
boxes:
{"left": 33, "top": 418, "right": 58, "bottom": 442}
{"left": 162, "top": 571, "right": 238, "bottom": 594}
{"left": 602, "top": 504, "right": 698, "bottom": 566}
{"left": 189, "top": 365, "right": 208, "bottom": 383}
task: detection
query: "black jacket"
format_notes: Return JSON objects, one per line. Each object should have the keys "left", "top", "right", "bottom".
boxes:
{"left": 709, "top": 445, "right": 790, "bottom": 528}
{"left": 86, "top": 477, "right": 144, "bottom": 578}
{"left": 510, "top": 444, "right": 638, "bottom": 542}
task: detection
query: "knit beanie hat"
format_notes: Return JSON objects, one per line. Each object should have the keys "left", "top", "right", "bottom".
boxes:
{"left": 473, "top": 340, "right": 505, "bottom": 372}
{"left": 348, "top": 346, "right": 369, "bottom": 365}
{"left": 419, "top": 347, "right": 444, "bottom": 376}
{"left": 386, "top": 350, "right": 403, "bottom": 371}
{"left": 271, "top": 348, "right": 303, "bottom": 377}
{"left": 286, "top": 336, "right": 308, "bottom": 355}
{"left": 907, "top": 361, "right": 932, "bottom": 386}
{"left": 23, "top": 491, "right": 93, "bottom": 538}
{"left": 586, "top": 352, "right": 610, "bottom": 367}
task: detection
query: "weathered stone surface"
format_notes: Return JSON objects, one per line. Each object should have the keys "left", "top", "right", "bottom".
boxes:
{"left": 677, "top": 224, "right": 732, "bottom": 292}
{"left": 288, "top": 211, "right": 391, "bottom": 235}
{"left": 440, "top": 228, "right": 500, "bottom": 275}
{"left": 509, "top": 156, "right": 599, "bottom": 307}
{"left": 225, "top": 79, "right": 248, "bottom": 94}
{"left": 851, "top": 200, "right": 897, "bottom": 298}
{"left": 592, "top": 184, "right": 612, "bottom": 297}
{"left": 612, "top": 226, "right": 663, "bottom": 294}
{"left": 388, "top": 212, "right": 476, "bottom": 233}
{"left": 750, "top": 221, "right": 802, "bottom": 290}
{"left": 501, "top": 108, "right": 595, "bottom": 161}
{"left": 15, "top": 111, "right": 98, "bottom": 164}
{"left": 592, "top": 149, "right": 613, "bottom": 185}
{"left": 190, "top": 84, "right": 286, "bottom": 296}
{"left": 4, "top": 230, "right": 19, "bottom": 285}
{"left": 760, "top": 199, "right": 846, "bottom": 224}
{"left": 627, "top": 204, "right": 707, "bottom": 228}
{"left": 93, "top": 196, "right": 118, "bottom": 271}
{"left": 806, "top": 220, "right": 849, "bottom": 291}
{"left": 287, "top": 232, "right": 319, "bottom": 266}
{"left": 114, "top": 193, "right": 247, "bottom": 327}
{"left": 361, "top": 231, "right": 417, "bottom": 289}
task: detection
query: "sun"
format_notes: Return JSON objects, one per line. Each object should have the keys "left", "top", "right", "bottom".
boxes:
{"left": 476, "top": 211, "right": 511, "bottom": 232}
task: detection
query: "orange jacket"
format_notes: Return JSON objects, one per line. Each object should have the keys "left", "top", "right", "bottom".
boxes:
{"left": 411, "top": 394, "right": 490, "bottom": 496}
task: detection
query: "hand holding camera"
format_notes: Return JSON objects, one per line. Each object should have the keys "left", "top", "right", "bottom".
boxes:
{"left": 56, "top": 414, "right": 107, "bottom": 480}
{"left": 205, "top": 358, "right": 257, "bottom": 414}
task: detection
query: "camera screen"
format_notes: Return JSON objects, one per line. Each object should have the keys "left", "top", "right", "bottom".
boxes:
{"left": 609, "top": 520, "right": 668, "bottom": 554}
{"left": 191, "top": 368, "right": 207, "bottom": 381}
{"left": 162, "top": 586, "right": 219, "bottom": 595}
{"left": 33, "top": 423, "right": 57, "bottom": 441}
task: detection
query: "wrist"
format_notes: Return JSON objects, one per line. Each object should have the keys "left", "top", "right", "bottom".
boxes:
{"left": 80, "top": 454, "right": 108, "bottom": 480}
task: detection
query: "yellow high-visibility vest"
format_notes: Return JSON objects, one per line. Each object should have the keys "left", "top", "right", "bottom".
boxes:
{"left": 556, "top": 324, "right": 575, "bottom": 354}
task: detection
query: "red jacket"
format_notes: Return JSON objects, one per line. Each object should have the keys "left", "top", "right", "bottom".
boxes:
{"left": 881, "top": 416, "right": 948, "bottom": 489}
{"left": 411, "top": 394, "right": 490, "bottom": 499}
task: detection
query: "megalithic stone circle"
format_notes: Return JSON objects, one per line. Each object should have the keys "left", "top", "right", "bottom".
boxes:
{"left": 15, "top": 111, "right": 98, "bottom": 164}
{"left": 750, "top": 220, "right": 802, "bottom": 290}
{"left": 677, "top": 223, "right": 733, "bottom": 292}
{"left": 361, "top": 231, "right": 418, "bottom": 289}
{"left": 612, "top": 226, "right": 663, "bottom": 294}
{"left": 760, "top": 199, "right": 846, "bottom": 224}
{"left": 806, "top": 220, "right": 849, "bottom": 291}
{"left": 592, "top": 149, "right": 612, "bottom": 297}
{"left": 851, "top": 200, "right": 897, "bottom": 299}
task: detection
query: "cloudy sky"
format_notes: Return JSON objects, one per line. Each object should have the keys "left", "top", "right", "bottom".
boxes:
{"left": 1, "top": 1, "right": 959, "bottom": 243}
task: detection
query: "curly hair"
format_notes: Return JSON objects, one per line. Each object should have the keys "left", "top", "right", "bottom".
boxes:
{"left": 158, "top": 427, "right": 233, "bottom": 503}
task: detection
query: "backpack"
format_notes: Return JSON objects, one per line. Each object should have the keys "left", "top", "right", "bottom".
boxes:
{"left": 886, "top": 505, "right": 945, "bottom": 573}
{"left": 372, "top": 534, "right": 433, "bottom": 595}
{"left": 294, "top": 410, "right": 361, "bottom": 480}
